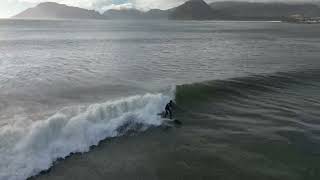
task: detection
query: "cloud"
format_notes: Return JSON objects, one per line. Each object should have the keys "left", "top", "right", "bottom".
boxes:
{"left": 100, "top": 3, "right": 134, "bottom": 12}
{"left": 17, "top": 0, "right": 114, "bottom": 10}
{"left": 12, "top": 0, "right": 187, "bottom": 11}
{"left": 131, "top": 0, "right": 186, "bottom": 10}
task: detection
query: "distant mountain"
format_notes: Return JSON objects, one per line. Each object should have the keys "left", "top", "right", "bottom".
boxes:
{"left": 103, "top": 9, "right": 143, "bottom": 19}
{"left": 169, "top": 0, "right": 216, "bottom": 20}
{"left": 12, "top": 2, "right": 104, "bottom": 19}
{"left": 144, "top": 9, "right": 169, "bottom": 19}
{"left": 210, "top": 1, "right": 320, "bottom": 20}
{"left": 12, "top": 1, "right": 320, "bottom": 21}
{"left": 103, "top": 9, "right": 168, "bottom": 20}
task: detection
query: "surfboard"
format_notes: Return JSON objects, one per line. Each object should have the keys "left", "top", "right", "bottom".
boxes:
{"left": 158, "top": 111, "right": 182, "bottom": 125}
{"left": 161, "top": 118, "right": 182, "bottom": 125}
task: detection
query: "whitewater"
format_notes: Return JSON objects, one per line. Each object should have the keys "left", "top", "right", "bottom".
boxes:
{"left": 0, "top": 92, "right": 174, "bottom": 180}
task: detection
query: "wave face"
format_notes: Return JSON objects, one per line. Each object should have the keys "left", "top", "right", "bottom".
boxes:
{"left": 171, "top": 72, "right": 320, "bottom": 180}
{"left": 176, "top": 69, "right": 320, "bottom": 107}
{"left": 0, "top": 93, "right": 171, "bottom": 180}
{"left": 175, "top": 69, "right": 320, "bottom": 138}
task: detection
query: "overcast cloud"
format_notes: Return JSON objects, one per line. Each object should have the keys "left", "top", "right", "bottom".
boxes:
{"left": 0, "top": 0, "right": 319, "bottom": 18}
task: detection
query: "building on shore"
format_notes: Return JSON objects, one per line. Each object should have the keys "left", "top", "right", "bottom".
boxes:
{"left": 286, "top": 14, "right": 320, "bottom": 24}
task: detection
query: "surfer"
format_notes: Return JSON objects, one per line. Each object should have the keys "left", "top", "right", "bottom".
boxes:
{"left": 164, "top": 100, "right": 174, "bottom": 119}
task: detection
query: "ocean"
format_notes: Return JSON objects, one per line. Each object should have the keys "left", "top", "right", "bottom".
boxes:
{"left": 0, "top": 19, "right": 320, "bottom": 180}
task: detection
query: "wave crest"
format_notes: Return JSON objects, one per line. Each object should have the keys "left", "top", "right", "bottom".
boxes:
{"left": 0, "top": 93, "right": 171, "bottom": 180}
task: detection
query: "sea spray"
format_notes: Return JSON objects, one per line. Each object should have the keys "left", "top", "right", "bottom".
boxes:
{"left": 0, "top": 93, "right": 171, "bottom": 180}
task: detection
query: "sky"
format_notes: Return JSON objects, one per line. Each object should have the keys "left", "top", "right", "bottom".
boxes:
{"left": 0, "top": 0, "right": 319, "bottom": 18}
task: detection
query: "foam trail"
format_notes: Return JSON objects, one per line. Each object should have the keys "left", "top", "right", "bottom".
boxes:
{"left": 0, "top": 93, "right": 171, "bottom": 180}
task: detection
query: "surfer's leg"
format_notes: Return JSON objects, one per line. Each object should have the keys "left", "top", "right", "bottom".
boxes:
{"left": 164, "top": 110, "right": 168, "bottom": 118}
{"left": 169, "top": 109, "right": 172, "bottom": 119}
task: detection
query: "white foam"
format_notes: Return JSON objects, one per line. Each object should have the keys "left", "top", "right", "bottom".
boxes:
{"left": 0, "top": 93, "right": 171, "bottom": 180}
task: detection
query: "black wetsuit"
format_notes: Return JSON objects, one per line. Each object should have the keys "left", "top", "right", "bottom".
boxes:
{"left": 165, "top": 102, "right": 173, "bottom": 119}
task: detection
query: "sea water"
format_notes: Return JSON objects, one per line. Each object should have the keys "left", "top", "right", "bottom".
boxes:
{"left": 0, "top": 19, "right": 320, "bottom": 180}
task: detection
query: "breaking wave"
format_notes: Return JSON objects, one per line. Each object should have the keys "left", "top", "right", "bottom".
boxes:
{"left": 0, "top": 92, "right": 172, "bottom": 180}
{"left": 2, "top": 69, "right": 320, "bottom": 180}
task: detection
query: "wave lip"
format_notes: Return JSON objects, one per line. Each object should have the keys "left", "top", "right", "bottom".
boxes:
{"left": 0, "top": 93, "right": 170, "bottom": 180}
